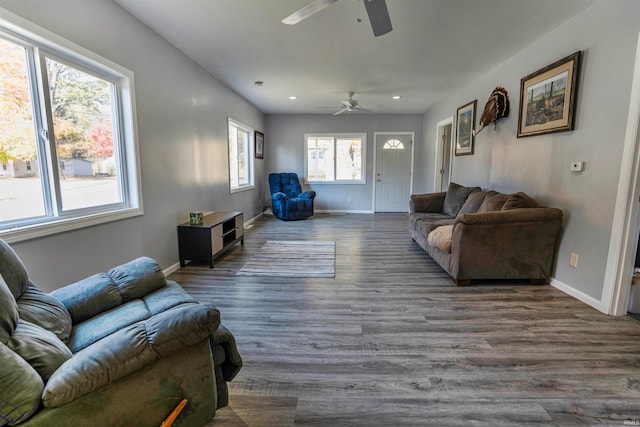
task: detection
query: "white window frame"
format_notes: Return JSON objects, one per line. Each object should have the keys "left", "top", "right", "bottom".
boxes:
{"left": 0, "top": 8, "right": 143, "bottom": 243}
{"left": 227, "top": 118, "right": 255, "bottom": 193}
{"left": 304, "top": 133, "right": 366, "bottom": 184}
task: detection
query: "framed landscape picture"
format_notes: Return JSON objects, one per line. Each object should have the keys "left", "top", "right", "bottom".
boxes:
{"left": 455, "top": 100, "right": 476, "bottom": 156}
{"left": 255, "top": 131, "right": 264, "bottom": 159}
{"left": 517, "top": 51, "right": 582, "bottom": 138}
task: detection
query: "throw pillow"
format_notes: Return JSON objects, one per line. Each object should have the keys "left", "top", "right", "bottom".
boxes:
{"left": 427, "top": 225, "right": 453, "bottom": 253}
{"left": 477, "top": 191, "right": 510, "bottom": 212}
{"left": 458, "top": 191, "right": 488, "bottom": 215}
{"left": 502, "top": 192, "right": 540, "bottom": 210}
{"left": 443, "top": 183, "right": 480, "bottom": 217}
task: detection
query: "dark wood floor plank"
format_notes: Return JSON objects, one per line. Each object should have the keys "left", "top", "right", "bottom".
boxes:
{"left": 170, "top": 213, "right": 640, "bottom": 426}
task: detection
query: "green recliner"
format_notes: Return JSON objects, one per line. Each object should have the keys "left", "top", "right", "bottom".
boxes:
{"left": 0, "top": 239, "right": 241, "bottom": 426}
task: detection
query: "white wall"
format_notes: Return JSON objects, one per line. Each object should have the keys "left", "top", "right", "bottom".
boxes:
{"left": 0, "top": 0, "right": 265, "bottom": 290}
{"left": 421, "top": 0, "right": 640, "bottom": 305}
{"left": 265, "top": 114, "right": 423, "bottom": 211}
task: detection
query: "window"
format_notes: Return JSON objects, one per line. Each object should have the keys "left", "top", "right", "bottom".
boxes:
{"left": 0, "top": 12, "right": 141, "bottom": 242}
{"left": 228, "top": 118, "right": 254, "bottom": 192}
{"left": 383, "top": 139, "right": 405, "bottom": 150}
{"left": 304, "top": 133, "right": 366, "bottom": 184}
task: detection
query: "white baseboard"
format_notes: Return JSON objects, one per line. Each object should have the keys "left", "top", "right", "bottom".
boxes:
{"left": 550, "top": 277, "right": 607, "bottom": 314}
{"left": 315, "top": 209, "right": 375, "bottom": 214}
{"left": 245, "top": 212, "right": 263, "bottom": 226}
{"left": 163, "top": 262, "right": 181, "bottom": 277}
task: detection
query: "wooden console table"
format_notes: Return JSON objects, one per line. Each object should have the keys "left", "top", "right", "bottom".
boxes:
{"left": 177, "top": 211, "right": 244, "bottom": 268}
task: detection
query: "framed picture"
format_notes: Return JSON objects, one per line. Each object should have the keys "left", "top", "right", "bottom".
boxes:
{"left": 455, "top": 100, "right": 476, "bottom": 156}
{"left": 255, "top": 131, "right": 264, "bottom": 159}
{"left": 517, "top": 51, "right": 582, "bottom": 138}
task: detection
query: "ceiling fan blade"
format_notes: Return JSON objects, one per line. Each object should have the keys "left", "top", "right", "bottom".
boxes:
{"left": 282, "top": 0, "right": 339, "bottom": 25}
{"left": 363, "top": 0, "right": 393, "bottom": 37}
{"left": 357, "top": 106, "right": 376, "bottom": 114}
{"left": 334, "top": 107, "right": 349, "bottom": 115}
{"left": 340, "top": 100, "right": 353, "bottom": 107}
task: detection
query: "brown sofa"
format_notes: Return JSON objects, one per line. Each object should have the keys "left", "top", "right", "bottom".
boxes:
{"left": 409, "top": 183, "right": 563, "bottom": 285}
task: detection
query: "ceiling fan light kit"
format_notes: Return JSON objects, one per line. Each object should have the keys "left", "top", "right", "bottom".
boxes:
{"left": 282, "top": 0, "right": 392, "bottom": 37}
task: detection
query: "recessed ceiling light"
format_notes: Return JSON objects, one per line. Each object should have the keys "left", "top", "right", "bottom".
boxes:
{"left": 289, "top": 96, "right": 297, "bottom": 100}
{"left": 392, "top": 95, "right": 401, "bottom": 100}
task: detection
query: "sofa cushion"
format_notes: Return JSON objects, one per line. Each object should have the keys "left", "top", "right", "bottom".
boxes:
{"left": 52, "top": 257, "right": 167, "bottom": 324}
{"left": 108, "top": 257, "right": 167, "bottom": 302}
{"left": 477, "top": 191, "right": 510, "bottom": 212}
{"left": 0, "top": 341, "right": 44, "bottom": 425}
{"left": 502, "top": 192, "right": 540, "bottom": 210}
{"left": 0, "top": 274, "right": 19, "bottom": 345}
{"left": 144, "top": 281, "right": 198, "bottom": 316}
{"left": 427, "top": 225, "right": 453, "bottom": 253}
{"left": 0, "top": 239, "right": 29, "bottom": 299}
{"left": 17, "top": 284, "right": 72, "bottom": 343}
{"left": 68, "top": 299, "right": 150, "bottom": 353}
{"left": 415, "top": 217, "right": 455, "bottom": 237}
{"left": 458, "top": 191, "right": 488, "bottom": 215}
{"left": 443, "top": 183, "right": 480, "bottom": 217}
{"left": 409, "top": 212, "right": 453, "bottom": 230}
{"left": 7, "top": 319, "right": 72, "bottom": 382}
{"left": 52, "top": 272, "right": 122, "bottom": 324}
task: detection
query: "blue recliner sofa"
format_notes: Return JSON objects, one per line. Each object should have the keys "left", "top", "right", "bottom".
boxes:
{"left": 268, "top": 173, "right": 316, "bottom": 221}
{"left": 0, "top": 238, "right": 242, "bottom": 426}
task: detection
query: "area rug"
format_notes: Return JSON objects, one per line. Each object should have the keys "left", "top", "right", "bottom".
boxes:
{"left": 237, "top": 240, "right": 335, "bottom": 278}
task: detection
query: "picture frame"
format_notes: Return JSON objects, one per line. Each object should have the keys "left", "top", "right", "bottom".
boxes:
{"left": 455, "top": 100, "right": 476, "bottom": 156}
{"left": 255, "top": 131, "right": 264, "bottom": 159}
{"left": 517, "top": 51, "right": 582, "bottom": 138}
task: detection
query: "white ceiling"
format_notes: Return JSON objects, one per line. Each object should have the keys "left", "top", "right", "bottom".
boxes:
{"left": 113, "top": 0, "right": 595, "bottom": 115}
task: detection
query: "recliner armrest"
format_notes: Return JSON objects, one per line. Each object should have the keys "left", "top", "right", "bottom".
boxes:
{"left": 299, "top": 190, "right": 316, "bottom": 199}
{"left": 272, "top": 192, "right": 288, "bottom": 202}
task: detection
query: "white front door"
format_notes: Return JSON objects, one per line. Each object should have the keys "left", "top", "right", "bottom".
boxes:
{"left": 374, "top": 133, "right": 413, "bottom": 212}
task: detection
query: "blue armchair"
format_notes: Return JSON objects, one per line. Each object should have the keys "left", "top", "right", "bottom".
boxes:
{"left": 268, "top": 173, "right": 316, "bottom": 220}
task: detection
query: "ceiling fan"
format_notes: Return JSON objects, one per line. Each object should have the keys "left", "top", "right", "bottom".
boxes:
{"left": 282, "top": 0, "right": 393, "bottom": 37}
{"left": 333, "top": 92, "right": 374, "bottom": 115}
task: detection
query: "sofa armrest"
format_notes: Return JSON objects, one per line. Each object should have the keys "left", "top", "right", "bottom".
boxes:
{"left": 42, "top": 303, "right": 220, "bottom": 408}
{"left": 409, "top": 192, "right": 446, "bottom": 213}
{"left": 299, "top": 190, "right": 316, "bottom": 200}
{"left": 51, "top": 257, "right": 166, "bottom": 324}
{"left": 449, "top": 208, "right": 563, "bottom": 280}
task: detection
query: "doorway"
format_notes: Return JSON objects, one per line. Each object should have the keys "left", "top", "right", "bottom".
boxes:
{"left": 604, "top": 31, "right": 640, "bottom": 315}
{"left": 434, "top": 117, "right": 454, "bottom": 192}
{"left": 373, "top": 132, "right": 413, "bottom": 212}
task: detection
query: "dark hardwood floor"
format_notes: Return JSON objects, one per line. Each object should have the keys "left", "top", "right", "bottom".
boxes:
{"left": 169, "top": 213, "right": 640, "bottom": 426}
